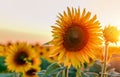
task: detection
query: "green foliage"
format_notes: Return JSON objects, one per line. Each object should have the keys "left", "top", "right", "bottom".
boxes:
{"left": 39, "top": 62, "right": 77, "bottom": 77}
{"left": 41, "top": 63, "right": 65, "bottom": 77}
{"left": 2, "top": 56, "right": 120, "bottom": 77}
{"left": 40, "top": 58, "right": 51, "bottom": 70}
{"left": 81, "top": 72, "right": 99, "bottom": 77}
{"left": 0, "top": 73, "right": 16, "bottom": 77}
{"left": 88, "top": 61, "right": 102, "bottom": 74}
{"left": 68, "top": 66, "right": 77, "bottom": 77}
{"left": 0, "top": 56, "right": 7, "bottom": 72}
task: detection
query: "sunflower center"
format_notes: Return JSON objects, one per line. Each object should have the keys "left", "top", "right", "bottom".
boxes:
{"left": 40, "top": 52, "right": 43, "bottom": 56}
{"left": 26, "top": 68, "right": 36, "bottom": 76}
{"left": 63, "top": 25, "right": 88, "bottom": 51}
{"left": 50, "top": 57, "right": 54, "bottom": 60}
{"left": 15, "top": 51, "right": 28, "bottom": 65}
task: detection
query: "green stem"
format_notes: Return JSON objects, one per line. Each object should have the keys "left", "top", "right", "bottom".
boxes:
{"left": 76, "top": 68, "right": 82, "bottom": 77}
{"left": 62, "top": 67, "right": 69, "bottom": 77}
{"left": 101, "top": 41, "right": 109, "bottom": 77}
{"left": 15, "top": 73, "right": 20, "bottom": 77}
{"left": 62, "top": 70, "right": 65, "bottom": 77}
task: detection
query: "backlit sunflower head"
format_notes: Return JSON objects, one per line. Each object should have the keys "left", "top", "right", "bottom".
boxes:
{"left": 5, "top": 42, "right": 34, "bottom": 72}
{"left": 51, "top": 7, "right": 102, "bottom": 68}
{"left": 103, "top": 25, "right": 120, "bottom": 43}
{"left": 23, "top": 66, "right": 40, "bottom": 77}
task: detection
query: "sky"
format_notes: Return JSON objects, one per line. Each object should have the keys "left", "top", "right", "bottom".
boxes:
{"left": 0, "top": 0, "right": 120, "bottom": 44}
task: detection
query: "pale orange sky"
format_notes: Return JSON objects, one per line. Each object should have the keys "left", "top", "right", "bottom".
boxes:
{"left": 0, "top": 0, "right": 120, "bottom": 44}
{"left": 0, "top": 29, "right": 49, "bottom": 44}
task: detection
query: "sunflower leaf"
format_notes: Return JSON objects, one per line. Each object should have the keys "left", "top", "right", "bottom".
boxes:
{"left": 0, "top": 73, "right": 16, "bottom": 77}
{"left": 42, "top": 63, "right": 65, "bottom": 77}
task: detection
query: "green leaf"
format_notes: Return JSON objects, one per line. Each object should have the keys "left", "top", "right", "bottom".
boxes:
{"left": 40, "top": 58, "right": 51, "bottom": 70}
{"left": 42, "top": 63, "right": 65, "bottom": 77}
{"left": 81, "top": 72, "right": 89, "bottom": 77}
{"left": 88, "top": 60, "right": 102, "bottom": 74}
{"left": 68, "top": 66, "right": 76, "bottom": 77}
{"left": 37, "top": 70, "right": 46, "bottom": 77}
{"left": 0, "top": 73, "right": 16, "bottom": 77}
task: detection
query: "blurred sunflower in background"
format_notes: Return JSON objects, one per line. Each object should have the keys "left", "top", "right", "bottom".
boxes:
{"left": 31, "top": 44, "right": 48, "bottom": 59}
{"left": 41, "top": 45, "right": 58, "bottom": 63}
{"left": 23, "top": 66, "right": 40, "bottom": 77}
{"left": 31, "top": 53, "right": 41, "bottom": 66}
{"left": 51, "top": 7, "right": 102, "bottom": 68}
{"left": 6, "top": 41, "right": 13, "bottom": 47}
{"left": 103, "top": 25, "right": 120, "bottom": 43}
{"left": 39, "top": 46, "right": 48, "bottom": 59}
{"left": 5, "top": 42, "right": 34, "bottom": 72}
{"left": 47, "top": 54, "right": 58, "bottom": 63}
{"left": 94, "top": 46, "right": 120, "bottom": 63}
{"left": 3, "top": 42, "right": 15, "bottom": 57}
{"left": 0, "top": 42, "right": 14, "bottom": 57}
{"left": 0, "top": 45, "right": 5, "bottom": 56}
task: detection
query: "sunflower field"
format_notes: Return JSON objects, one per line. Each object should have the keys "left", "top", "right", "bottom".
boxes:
{"left": 0, "top": 7, "right": 120, "bottom": 77}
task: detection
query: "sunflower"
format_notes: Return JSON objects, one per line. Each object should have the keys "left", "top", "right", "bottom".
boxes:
{"left": 6, "top": 41, "right": 13, "bottom": 47}
{"left": 41, "top": 45, "right": 57, "bottom": 62}
{"left": 0, "top": 44, "right": 10, "bottom": 57}
{"left": 23, "top": 66, "right": 40, "bottom": 77}
{"left": 50, "top": 7, "right": 102, "bottom": 68}
{"left": 31, "top": 53, "right": 41, "bottom": 66}
{"left": 3, "top": 42, "right": 15, "bottom": 57}
{"left": 94, "top": 46, "right": 120, "bottom": 63}
{"left": 47, "top": 50, "right": 58, "bottom": 63}
{"left": 0, "top": 45, "right": 4, "bottom": 56}
{"left": 47, "top": 54, "right": 58, "bottom": 63}
{"left": 103, "top": 25, "right": 120, "bottom": 43}
{"left": 5, "top": 42, "right": 34, "bottom": 72}
{"left": 39, "top": 45, "right": 49, "bottom": 59}
{"left": 28, "top": 44, "right": 41, "bottom": 66}
{"left": 94, "top": 46, "right": 104, "bottom": 62}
